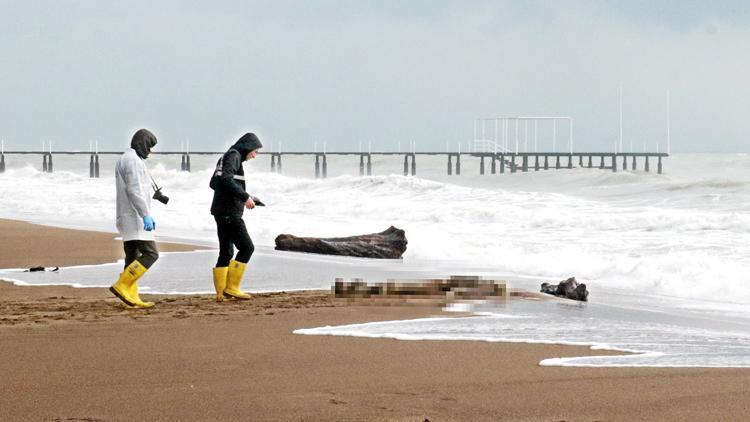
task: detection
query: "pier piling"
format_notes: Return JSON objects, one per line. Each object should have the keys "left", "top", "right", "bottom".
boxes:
{"left": 658, "top": 156, "right": 662, "bottom": 174}
{"left": 359, "top": 155, "right": 365, "bottom": 176}
{"left": 271, "top": 154, "right": 276, "bottom": 172}
{"left": 555, "top": 156, "right": 560, "bottom": 169}
{"left": 366, "top": 154, "right": 372, "bottom": 176}
{"left": 94, "top": 154, "right": 100, "bottom": 178}
{"left": 544, "top": 155, "right": 549, "bottom": 170}
{"left": 534, "top": 155, "right": 540, "bottom": 171}
{"left": 447, "top": 154, "right": 452, "bottom": 175}
{"left": 645, "top": 156, "right": 650, "bottom": 172}
{"left": 456, "top": 154, "right": 461, "bottom": 175}
{"left": 322, "top": 154, "right": 327, "bottom": 178}
{"left": 612, "top": 155, "right": 617, "bottom": 172}
{"left": 522, "top": 155, "right": 529, "bottom": 172}
{"left": 500, "top": 154, "right": 505, "bottom": 173}
{"left": 179, "top": 154, "right": 190, "bottom": 172}
{"left": 567, "top": 155, "right": 573, "bottom": 169}
{"left": 587, "top": 155, "right": 592, "bottom": 168}
{"left": 89, "top": 154, "right": 94, "bottom": 178}
{"left": 315, "top": 155, "right": 320, "bottom": 178}
{"left": 491, "top": 155, "right": 496, "bottom": 174}
{"left": 42, "top": 154, "right": 48, "bottom": 172}
{"left": 410, "top": 154, "right": 416, "bottom": 176}
{"left": 480, "top": 156, "right": 485, "bottom": 175}
{"left": 510, "top": 156, "right": 516, "bottom": 173}
{"left": 0, "top": 153, "right": 5, "bottom": 173}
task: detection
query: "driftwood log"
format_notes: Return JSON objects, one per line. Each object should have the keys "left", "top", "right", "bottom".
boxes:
{"left": 274, "top": 226, "right": 407, "bottom": 259}
{"left": 540, "top": 277, "right": 588, "bottom": 301}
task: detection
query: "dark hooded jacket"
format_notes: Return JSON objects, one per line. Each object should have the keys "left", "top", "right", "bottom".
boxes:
{"left": 210, "top": 133, "right": 263, "bottom": 216}
{"left": 131, "top": 129, "right": 157, "bottom": 159}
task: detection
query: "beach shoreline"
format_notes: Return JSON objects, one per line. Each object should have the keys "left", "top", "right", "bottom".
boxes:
{"left": 1, "top": 218, "right": 750, "bottom": 421}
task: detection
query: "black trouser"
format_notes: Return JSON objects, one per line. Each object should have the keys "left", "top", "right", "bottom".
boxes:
{"left": 214, "top": 215, "right": 254, "bottom": 267}
{"left": 123, "top": 240, "right": 159, "bottom": 269}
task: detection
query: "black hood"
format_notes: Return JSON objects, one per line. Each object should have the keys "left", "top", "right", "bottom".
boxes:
{"left": 131, "top": 129, "right": 158, "bottom": 159}
{"left": 231, "top": 133, "right": 263, "bottom": 159}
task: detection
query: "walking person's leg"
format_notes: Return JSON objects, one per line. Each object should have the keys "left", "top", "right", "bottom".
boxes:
{"left": 123, "top": 240, "right": 158, "bottom": 268}
{"left": 134, "top": 240, "right": 159, "bottom": 268}
{"left": 111, "top": 240, "right": 159, "bottom": 308}
{"left": 212, "top": 216, "right": 235, "bottom": 302}
{"left": 224, "top": 217, "right": 254, "bottom": 300}
{"left": 233, "top": 219, "right": 255, "bottom": 264}
{"left": 123, "top": 240, "right": 139, "bottom": 269}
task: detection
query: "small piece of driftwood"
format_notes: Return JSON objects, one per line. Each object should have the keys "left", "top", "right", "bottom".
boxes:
{"left": 25, "top": 266, "right": 59, "bottom": 272}
{"left": 540, "top": 277, "right": 588, "bottom": 301}
{"left": 274, "top": 226, "right": 407, "bottom": 259}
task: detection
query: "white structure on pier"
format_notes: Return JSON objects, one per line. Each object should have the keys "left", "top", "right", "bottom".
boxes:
{"left": 473, "top": 116, "right": 573, "bottom": 154}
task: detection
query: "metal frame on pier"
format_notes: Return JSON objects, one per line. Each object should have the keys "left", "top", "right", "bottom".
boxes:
{"left": 473, "top": 116, "right": 573, "bottom": 155}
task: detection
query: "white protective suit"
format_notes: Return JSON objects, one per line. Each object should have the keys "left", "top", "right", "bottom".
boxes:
{"left": 115, "top": 148, "right": 154, "bottom": 241}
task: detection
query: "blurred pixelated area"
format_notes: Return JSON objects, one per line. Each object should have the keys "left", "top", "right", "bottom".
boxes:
{"left": 333, "top": 275, "right": 510, "bottom": 306}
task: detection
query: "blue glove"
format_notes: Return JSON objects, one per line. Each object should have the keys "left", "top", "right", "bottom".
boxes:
{"left": 143, "top": 215, "right": 155, "bottom": 231}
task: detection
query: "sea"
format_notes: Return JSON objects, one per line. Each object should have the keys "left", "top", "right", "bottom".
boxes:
{"left": 1, "top": 151, "right": 749, "bottom": 367}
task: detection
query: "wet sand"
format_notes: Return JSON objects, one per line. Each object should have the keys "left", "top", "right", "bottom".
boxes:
{"left": 0, "top": 218, "right": 203, "bottom": 269}
{"left": 1, "top": 219, "right": 749, "bottom": 421}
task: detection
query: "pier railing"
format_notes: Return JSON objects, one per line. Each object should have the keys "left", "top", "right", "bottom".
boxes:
{"left": 473, "top": 140, "right": 513, "bottom": 154}
{"left": 0, "top": 150, "right": 669, "bottom": 178}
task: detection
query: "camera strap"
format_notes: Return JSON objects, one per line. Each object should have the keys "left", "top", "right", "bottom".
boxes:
{"left": 147, "top": 170, "right": 161, "bottom": 192}
{"left": 212, "top": 149, "right": 240, "bottom": 178}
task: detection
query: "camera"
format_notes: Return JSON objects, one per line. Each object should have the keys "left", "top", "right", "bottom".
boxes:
{"left": 251, "top": 195, "right": 265, "bottom": 207}
{"left": 152, "top": 188, "right": 170, "bottom": 205}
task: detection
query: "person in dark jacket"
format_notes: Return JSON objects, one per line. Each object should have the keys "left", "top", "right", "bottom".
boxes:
{"left": 210, "top": 132, "right": 263, "bottom": 301}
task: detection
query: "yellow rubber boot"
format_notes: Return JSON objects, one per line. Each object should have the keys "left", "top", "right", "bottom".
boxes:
{"left": 109, "top": 260, "right": 155, "bottom": 308}
{"left": 212, "top": 267, "right": 228, "bottom": 302}
{"left": 224, "top": 260, "right": 251, "bottom": 300}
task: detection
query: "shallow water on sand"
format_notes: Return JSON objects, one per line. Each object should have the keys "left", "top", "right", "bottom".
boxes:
{"left": 294, "top": 283, "right": 750, "bottom": 368}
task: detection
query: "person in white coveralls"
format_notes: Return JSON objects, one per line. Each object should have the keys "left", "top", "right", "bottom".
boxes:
{"left": 109, "top": 128, "right": 160, "bottom": 308}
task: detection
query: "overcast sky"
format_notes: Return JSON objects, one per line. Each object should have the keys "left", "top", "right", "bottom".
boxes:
{"left": 1, "top": 0, "right": 748, "bottom": 152}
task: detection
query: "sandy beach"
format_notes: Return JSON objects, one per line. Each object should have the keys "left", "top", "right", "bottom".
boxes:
{"left": 1, "top": 219, "right": 749, "bottom": 421}
{"left": 0, "top": 218, "right": 204, "bottom": 269}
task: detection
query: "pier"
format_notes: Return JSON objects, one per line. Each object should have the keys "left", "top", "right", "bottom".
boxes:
{"left": 0, "top": 114, "right": 670, "bottom": 177}
{"left": 0, "top": 150, "right": 668, "bottom": 177}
